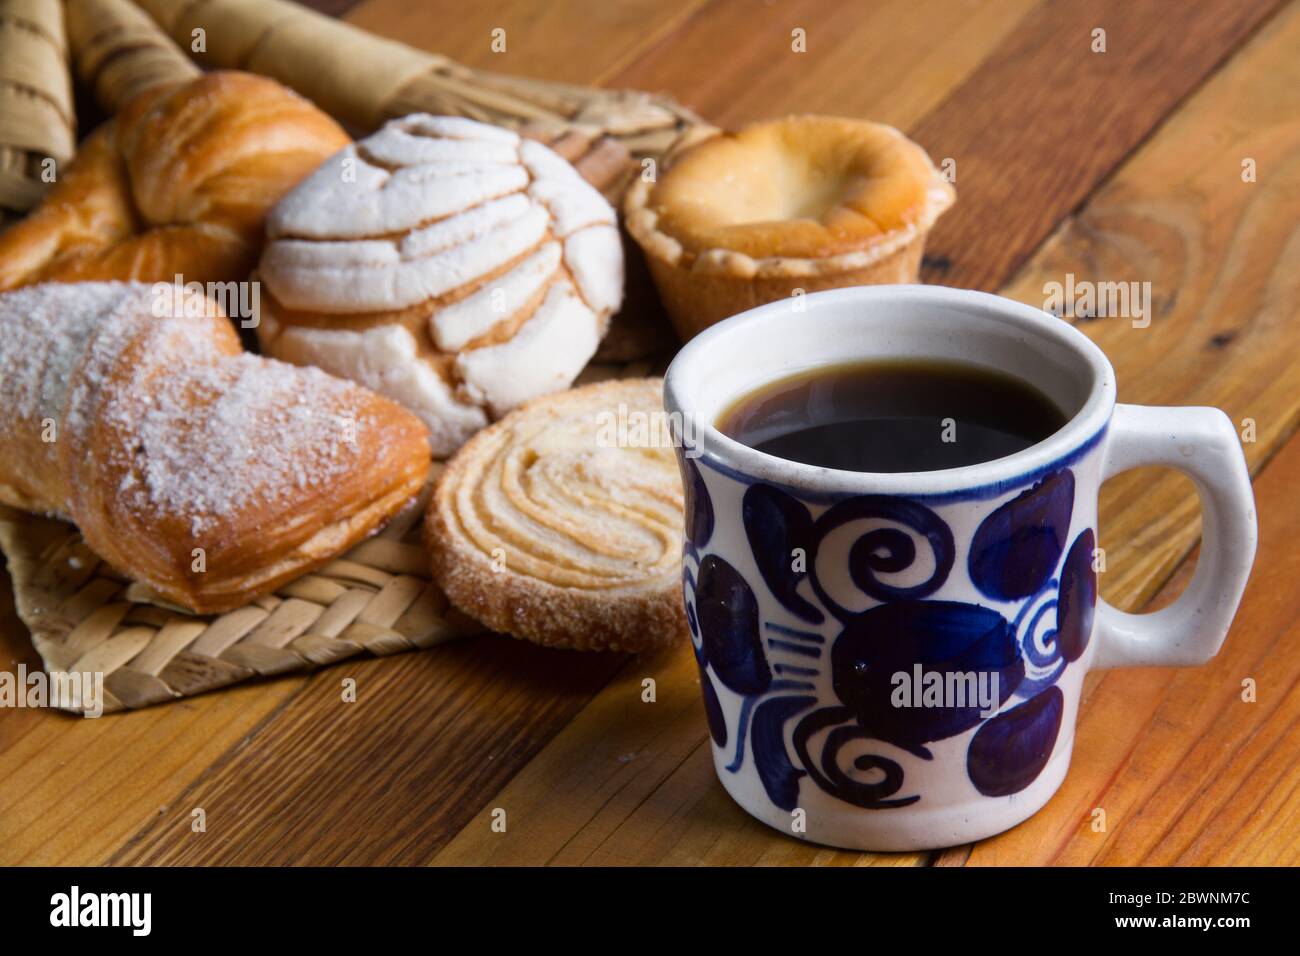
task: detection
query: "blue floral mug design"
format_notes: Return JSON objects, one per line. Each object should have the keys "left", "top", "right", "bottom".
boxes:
{"left": 663, "top": 286, "right": 1256, "bottom": 852}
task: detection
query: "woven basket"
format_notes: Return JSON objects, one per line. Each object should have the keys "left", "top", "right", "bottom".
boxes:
{"left": 0, "top": 471, "right": 482, "bottom": 715}
{"left": 131, "top": 0, "right": 713, "bottom": 155}
{"left": 3, "top": 354, "right": 665, "bottom": 714}
{"left": 0, "top": 0, "right": 76, "bottom": 224}
{"left": 1, "top": 1, "right": 703, "bottom": 712}
{"left": 0, "top": 135, "right": 674, "bottom": 715}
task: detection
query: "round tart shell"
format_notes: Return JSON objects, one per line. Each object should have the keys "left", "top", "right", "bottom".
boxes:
{"left": 624, "top": 115, "right": 954, "bottom": 341}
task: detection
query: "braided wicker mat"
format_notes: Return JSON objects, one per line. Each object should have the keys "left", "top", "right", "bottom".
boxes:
{"left": 0, "top": 106, "right": 682, "bottom": 712}
{"left": 0, "top": 357, "right": 665, "bottom": 714}
{"left": 1, "top": 4, "right": 704, "bottom": 711}
{"left": 0, "top": 0, "right": 76, "bottom": 224}
{"left": 0, "top": 470, "right": 486, "bottom": 715}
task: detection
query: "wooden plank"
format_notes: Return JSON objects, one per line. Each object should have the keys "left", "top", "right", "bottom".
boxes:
{"left": 1000, "top": 0, "right": 1300, "bottom": 611}
{"left": 347, "top": 0, "right": 712, "bottom": 85}
{"left": 0, "top": 567, "right": 307, "bottom": 865}
{"left": 611, "top": 0, "right": 1042, "bottom": 129}
{"left": 933, "top": 6, "right": 1300, "bottom": 863}
{"left": 949, "top": 425, "right": 1300, "bottom": 865}
{"left": 429, "top": 635, "right": 920, "bottom": 866}
{"left": 431, "top": 2, "right": 1298, "bottom": 864}
{"left": 109, "top": 637, "right": 625, "bottom": 864}
{"left": 909, "top": 0, "right": 1281, "bottom": 292}
{"left": 102, "top": 0, "right": 1036, "bottom": 867}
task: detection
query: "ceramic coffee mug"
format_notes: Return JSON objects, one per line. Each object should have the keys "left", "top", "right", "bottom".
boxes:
{"left": 663, "top": 285, "right": 1257, "bottom": 852}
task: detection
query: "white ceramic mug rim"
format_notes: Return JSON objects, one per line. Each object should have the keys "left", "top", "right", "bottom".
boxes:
{"left": 663, "top": 284, "right": 1117, "bottom": 497}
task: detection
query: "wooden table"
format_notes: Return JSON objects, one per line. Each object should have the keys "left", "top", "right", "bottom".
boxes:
{"left": 2, "top": 0, "right": 1297, "bottom": 867}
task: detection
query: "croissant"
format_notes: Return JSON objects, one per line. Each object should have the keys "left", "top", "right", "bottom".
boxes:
{"left": 0, "top": 282, "right": 431, "bottom": 613}
{"left": 0, "top": 70, "right": 350, "bottom": 291}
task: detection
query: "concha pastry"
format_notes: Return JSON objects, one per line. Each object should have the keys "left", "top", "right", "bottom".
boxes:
{"left": 624, "top": 114, "right": 955, "bottom": 341}
{"left": 257, "top": 114, "right": 625, "bottom": 457}
{"left": 426, "top": 378, "right": 687, "bottom": 652}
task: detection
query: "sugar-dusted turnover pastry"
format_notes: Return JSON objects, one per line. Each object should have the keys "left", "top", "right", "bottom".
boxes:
{"left": 0, "top": 71, "right": 350, "bottom": 290}
{"left": 624, "top": 114, "right": 955, "bottom": 340}
{"left": 426, "top": 378, "right": 686, "bottom": 652}
{"left": 0, "top": 282, "right": 430, "bottom": 613}
{"left": 257, "top": 114, "right": 625, "bottom": 457}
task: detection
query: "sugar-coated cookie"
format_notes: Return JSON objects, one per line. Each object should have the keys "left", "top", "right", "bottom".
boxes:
{"left": 426, "top": 378, "right": 686, "bottom": 651}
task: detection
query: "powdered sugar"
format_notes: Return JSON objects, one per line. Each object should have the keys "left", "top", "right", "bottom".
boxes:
{"left": 0, "top": 282, "right": 368, "bottom": 538}
{"left": 0, "top": 282, "right": 134, "bottom": 427}
{"left": 276, "top": 323, "right": 488, "bottom": 457}
{"left": 116, "top": 355, "right": 364, "bottom": 535}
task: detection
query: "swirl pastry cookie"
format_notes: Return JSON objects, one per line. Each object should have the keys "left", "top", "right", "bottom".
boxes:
{"left": 624, "top": 114, "right": 955, "bottom": 340}
{"left": 257, "top": 114, "right": 625, "bottom": 457}
{"left": 426, "top": 378, "right": 686, "bottom": 652}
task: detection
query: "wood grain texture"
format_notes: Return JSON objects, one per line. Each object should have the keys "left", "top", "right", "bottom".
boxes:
{"left": 433, "top": 1, "right": 1300, "bottom": 866}
{"left": 611, "top": 0, "right": 1043, "bottom": 130}
{"left": 949, "top": 424, "right": 1300, "bottom": 865}
{"left": 1, "top": 0, "right": 1294, "bottom": 867}
{"left": 1001, "top": 0, "right": 1300, "bottom": 612}
{"left": 347, "top": 0, "right": 711, "bottom": 85}
{"left": 0, "top": 567, "right": 308, "bottom": 864}
{"left": 110, "top": 636, "right": 625, "bottom": 865}
{"left": 430, "top": 640, "right": 922, "bottom": 866}
{"left": 909, "top": 0, "right": 1282, "bottom": 292}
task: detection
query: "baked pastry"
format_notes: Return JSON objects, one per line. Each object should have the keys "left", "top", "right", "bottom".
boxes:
{"left": 0, "top": 281, "right": 430, "bottom": 613}
{"left": 426, "top": 378, "right": 686, "bottom": 652}
{"left": 624, "top": 114, "right": 955, "bottom": 340}
{"left": 0, "top": 71, "right": 349, "bottom": 290}
{"left": 256, "top": 114, "right": 625, "bottom": 457}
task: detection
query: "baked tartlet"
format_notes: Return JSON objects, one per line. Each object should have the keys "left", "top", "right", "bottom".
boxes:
{"left": 624, "top": 115, "right": 954, "bottom": 340}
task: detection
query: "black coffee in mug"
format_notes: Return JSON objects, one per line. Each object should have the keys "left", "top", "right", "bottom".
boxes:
{"left": 717, "top": 358, "right": 1067, "bottom": 473}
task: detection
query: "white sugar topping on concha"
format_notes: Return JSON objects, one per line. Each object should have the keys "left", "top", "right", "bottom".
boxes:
{"left": 258, "top": 115, "right": 625, "bottom": 456}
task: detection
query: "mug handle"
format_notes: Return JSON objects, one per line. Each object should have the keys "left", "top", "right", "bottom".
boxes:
{"left": 1092, "top": 404, "right": 1257, "bottom": 669}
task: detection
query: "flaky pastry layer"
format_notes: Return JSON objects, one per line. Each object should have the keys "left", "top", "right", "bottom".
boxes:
{"left": 0, "top": 281, "right": 431, "bottom": 613}
{"left": 426, "top": 377, "right": 687, "bottom": 652}
{"left": 0, "top": 71, "right": 350, "bottom": 292}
